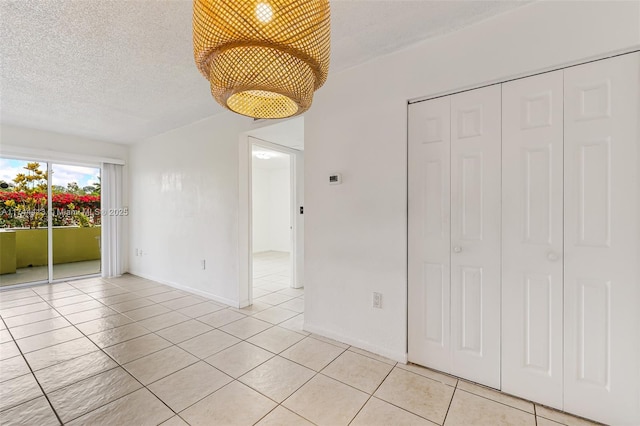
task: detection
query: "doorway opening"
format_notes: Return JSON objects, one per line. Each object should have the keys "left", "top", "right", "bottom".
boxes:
{"left": 252, "top": 143, "right": 293, "bottom": 300}
{"left": 239, "top": 116, "right": 304, "bottom": 308}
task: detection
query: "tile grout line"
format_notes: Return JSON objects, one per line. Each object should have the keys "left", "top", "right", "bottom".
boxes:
{"left": 6, "top": 280, "right": 177, "bottom": 424}
{"left": 396, "top": 363, "right": 459, "bottom": 387}
{"left": 346, "top": 347, "right": 398, "bottom": 366}
{"left": 355, "top": 365, "right": 451, "bottom": 425}
{"left": 129, "top": 275, "right": 306, "bottom": 423}
{"left": 147, "top": 288, "right": 321, "bottom": 423}
{"left": 237, "top": 332, "right": 328, "bottom": 425}
{"left": 5, "top": 282, "right": 288, "bottom": 352}
{"left": 223, "top": 326, "right": 411, "bottom": 425}
{"left": 144, "top": 270, "right": 336, "bottom": 423}
{"left": 3, "top": 270, "right": 470, "bottom": 426}
{"left": 350, "top": 363, "right": 459, "bottom": 425}
{"left": 452, "top": 387, "right": 537, "bottom": 417}
{"left": 1, "top": 315, "right": 68, "bottom": 340}
{"left": 252, "top": 405, "right": 318, "bottom": 426}
{"left": 74, "top": 278, "right": 220, "bottom": 421}
{"left": 345, "top": 359, "right": 397, "bottom": 426}
{"left": 0, "top": 269, "right": 603, "bottom": 426}
{"left": 0, "top": 315, "right": 65, "bottom": 426}
{"left": 15, "top": 268, "right": 400, "bottom": 424}
{"left": 47, "top": 280, "right": 181, "bottom": 424}
{"left": 441, "top": 378, "right": 459, "bottom": 425}
{"left": 16, "top": 275, "right": 294, "bottom": 423}
{"left": 34, "top": 282, "right": 146, "bottom": 411}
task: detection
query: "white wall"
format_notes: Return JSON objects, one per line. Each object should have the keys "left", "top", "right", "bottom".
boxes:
{"left": 303, "top": 1, "right": 640, "bottom": 361}
{"left": 252, "top": 167, "right": 271, "bottom": 253}
{"left": 128, "top": 112, "right": 253, "bottom": 306}
{"left": 268, "top": 167, "right": 291, "bottom": 252}
{"left": 252, "top": 162, "right": 291, "bottom": 254}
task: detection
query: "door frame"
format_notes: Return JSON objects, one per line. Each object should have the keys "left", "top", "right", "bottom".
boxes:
{"left": 238, "top": 132, "right": 303, "bottom": 308}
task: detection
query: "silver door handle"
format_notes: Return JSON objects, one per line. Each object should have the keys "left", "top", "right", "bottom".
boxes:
{"left": 547, "top": 252, "right": 560, "bottom": 262}
{"left": 453, "top": 246, "right": 462, "bottom": 253}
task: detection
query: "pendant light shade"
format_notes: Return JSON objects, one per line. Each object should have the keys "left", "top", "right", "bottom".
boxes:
{"left": 193, "top": 0, "right": 331, "bottom": 119}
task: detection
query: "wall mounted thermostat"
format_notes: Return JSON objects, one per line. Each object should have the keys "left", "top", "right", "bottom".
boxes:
{"left": 329, "top": 173, "right": 342, "bottom": 185}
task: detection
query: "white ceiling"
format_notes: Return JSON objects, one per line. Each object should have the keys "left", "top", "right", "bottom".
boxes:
{"left": 0, "top": 1, "right": 529, "bottom": 145}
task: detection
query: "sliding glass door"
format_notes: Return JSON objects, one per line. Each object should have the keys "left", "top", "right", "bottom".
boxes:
{"left": 0, "top": 157, "right": 102, "bottom": 287}
{"left": 51, "top": 163, "right": 101, "bottom": 280}
{"left": 0, "top": 158, "right": 50, "bottom": 286}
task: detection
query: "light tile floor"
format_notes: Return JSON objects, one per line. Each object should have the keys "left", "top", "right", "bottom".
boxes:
{"left": 0, "top": 255, "right": 602, "bottom": 425}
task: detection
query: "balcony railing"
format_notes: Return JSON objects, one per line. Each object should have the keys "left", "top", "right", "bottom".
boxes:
{"left": 0, "top": 227, "right": 101, "bottom": 275}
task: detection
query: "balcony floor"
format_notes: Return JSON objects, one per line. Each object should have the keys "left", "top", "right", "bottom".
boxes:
{"left": 0, "top": 260, "right": 100, "bottom": 287}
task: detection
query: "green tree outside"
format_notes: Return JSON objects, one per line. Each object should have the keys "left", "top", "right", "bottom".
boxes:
{"left": 5, "top": 162, "right": 48, "bottom": 228}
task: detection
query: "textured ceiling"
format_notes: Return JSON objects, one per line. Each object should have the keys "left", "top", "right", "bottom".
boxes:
{"left": 0, "top": 1, "right": 528, "bottom": 144}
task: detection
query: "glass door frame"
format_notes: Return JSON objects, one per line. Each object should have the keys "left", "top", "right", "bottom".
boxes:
{"left": 49, "top": 161, "right": 102, "bottom": 283}
{"left": 1, "top": 155, "right": 103, "bottom": 287}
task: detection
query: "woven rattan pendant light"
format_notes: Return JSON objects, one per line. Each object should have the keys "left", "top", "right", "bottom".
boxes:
{"left": 193, "top": 0, "right": 331, "bottom": 119}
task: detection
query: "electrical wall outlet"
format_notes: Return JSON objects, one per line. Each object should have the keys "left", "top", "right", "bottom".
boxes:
{"left": 372, "top": 292, "right": 383, "bottom": 309}
{"left": 201, "top": 259, "right": 206, "bottom": 270}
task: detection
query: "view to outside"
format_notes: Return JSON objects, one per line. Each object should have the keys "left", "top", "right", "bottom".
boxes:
{"left": 0, "top": 158, "right": 101, "bottom": 286}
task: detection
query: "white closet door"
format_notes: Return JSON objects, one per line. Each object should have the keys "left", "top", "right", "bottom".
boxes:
{"left": 408, "top": 96, "right": 452, "bottom": 373}
{"left": 564, "top": 53, "right": 640, "bottom": 425}
{"left": 450, "top": 85, "right": 501, "bottom": 388}
{"left": 501, "top": 71, "right": 564, "bottom": 408}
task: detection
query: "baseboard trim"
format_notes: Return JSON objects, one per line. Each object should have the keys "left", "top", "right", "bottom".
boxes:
{"left": 128, "top": 271, "right": 240, "bottom": 308}
{"left": 303, "top": 322, "right": 408, "bottom": 364}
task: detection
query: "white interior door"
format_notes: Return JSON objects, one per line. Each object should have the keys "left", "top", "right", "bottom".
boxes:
{"left": 408, "top": 96, "right": 452, "bottom": 373}
{"left": 501, "top": 70, "right": 564, "bottom": 408}
{"left": 450, "top": 85, "right": 501, "bottom": 388}
{"left": 563, "top": 53, "right": 640, "bottom": 425}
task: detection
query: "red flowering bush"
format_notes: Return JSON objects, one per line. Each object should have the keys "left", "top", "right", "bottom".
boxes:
{"left": 0, "top": 191, "right": 101, "bottom": 228}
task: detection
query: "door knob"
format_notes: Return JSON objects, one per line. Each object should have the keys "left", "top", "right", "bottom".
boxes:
{"left": 453, "top": 246, "right": 462, "bottom": 253}
{"left": 547, "top": 252, "right": 560, "bottom": 262}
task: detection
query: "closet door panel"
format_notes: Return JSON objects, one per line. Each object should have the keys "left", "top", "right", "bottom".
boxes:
{"left": 564, "top": 52, "right": 640, "bottom": 425}
{"left": 450, "top": 84, "right": 501, "bottom": 388}
{"left": 408, "top": 97, "right": 452, "bottom": 373}
{"left": 502, "top": 70, "right": 564, "bottom": 408}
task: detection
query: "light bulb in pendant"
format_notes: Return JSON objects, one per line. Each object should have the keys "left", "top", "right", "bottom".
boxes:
{"left": 256, "top": 2, "right": 273, "bottom": 23}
